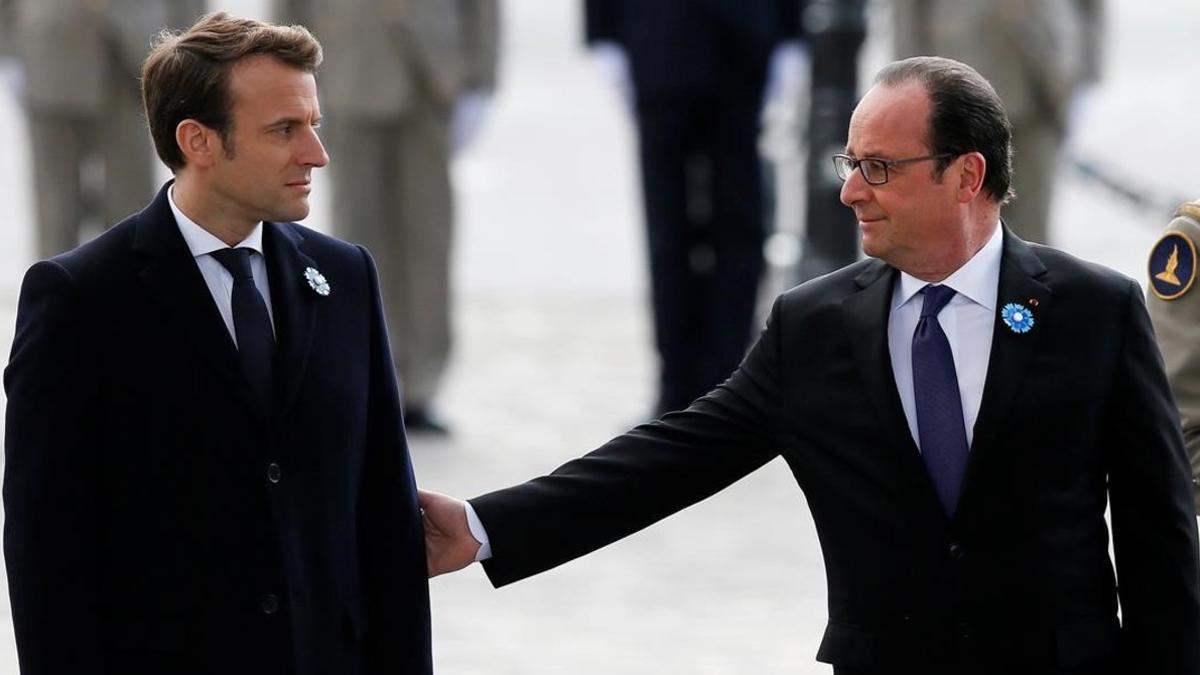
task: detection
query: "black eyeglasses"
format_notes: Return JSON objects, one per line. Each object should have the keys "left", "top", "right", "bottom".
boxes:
{"left": 831, "top": 153, "right": 954, "bottom": 186}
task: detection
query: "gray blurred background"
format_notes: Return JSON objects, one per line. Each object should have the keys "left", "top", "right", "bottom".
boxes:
{"left": 0, "top": 0, "right": 1196, "bottom": 673}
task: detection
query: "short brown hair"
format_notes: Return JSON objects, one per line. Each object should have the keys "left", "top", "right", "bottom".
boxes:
{"left": 875, "top": 56, "right": 1015, "bottom": 205}
{"left": 141, "top": 12, "right": 323, "bottom": 171}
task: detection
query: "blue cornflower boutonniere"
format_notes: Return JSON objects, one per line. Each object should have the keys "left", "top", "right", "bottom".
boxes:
{"left": 304, "top": 266, "right": 331, "bottom": 296}
{"left": 1000, "top": 302, "right": 1034, "bottom": 334}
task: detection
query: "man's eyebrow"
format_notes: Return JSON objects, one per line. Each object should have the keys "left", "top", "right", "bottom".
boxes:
{"left": 263, "top": 115, "right": 321, "bottom": 129}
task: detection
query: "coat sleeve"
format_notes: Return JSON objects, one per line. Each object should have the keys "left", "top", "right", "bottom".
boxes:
{"left": 472, "top": 295, "right": 788, "bottom": 587}
{"left": 3, "top": 261, "right": 103, "bottom": 674}
{"left": 1105, "top": 279, "right": 1200, "bottom": 673}
{"left": 353, "top": 246, "right": 432, "bottom": 675}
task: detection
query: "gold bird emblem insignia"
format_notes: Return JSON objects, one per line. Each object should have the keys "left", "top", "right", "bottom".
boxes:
{"left": 1156, "top": 244, "right": 1182, "bottom": 286}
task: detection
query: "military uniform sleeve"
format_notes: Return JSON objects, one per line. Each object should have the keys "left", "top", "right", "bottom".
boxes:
{"left": 1074, "top": 0, "right": 1104, "bottom": 85}
{"left": 458, "top": 0, "right": 499, "bottom": 91}
{"left": 1146, "top": 204, "right": 1200, "bottom": 512}
{"left": 3, "top": 261, "right": 103, "bottom": 674}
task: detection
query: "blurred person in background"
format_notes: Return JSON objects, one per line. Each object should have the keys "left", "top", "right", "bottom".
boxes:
{"left": 1147, "top": 200, "right": 1200, "bottom": 522}
{"left": 277, "top": 0, "right": 500, "bottom": 434}
{"left": 893, "top": 0, "right": 1103, "bottom": 244}
{"left": 0, "top": 0, "right": 16, "bottom": 91}
{"left": 11, "top": 0, "right": 204, "bottom": 259}
{"left": 585, "top": 0, "right": 805, "bottom": 417}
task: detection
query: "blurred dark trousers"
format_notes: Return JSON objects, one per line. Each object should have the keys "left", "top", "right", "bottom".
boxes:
{"left": 634, "top": 92, "right": 766, "bottom": 413}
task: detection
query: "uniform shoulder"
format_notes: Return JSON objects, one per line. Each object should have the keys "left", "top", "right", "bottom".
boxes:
{"left": 1147, "top": 201, "right": 1200, "bottom": 302}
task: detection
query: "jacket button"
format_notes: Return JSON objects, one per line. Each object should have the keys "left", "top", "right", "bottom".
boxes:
{"left": 948, "top": 542, "right": 965, "bottom": 559}
{"left": 267, "top": 463, "right": 282, "bottom": 484}
{"left": 260, "top": 594, "right": 280, "bottom": 615}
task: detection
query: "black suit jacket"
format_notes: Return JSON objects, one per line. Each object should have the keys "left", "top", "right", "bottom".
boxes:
{"left": 3, "top": 184, "right": 432, "bottom": 675}
{"left": 584, "top": 0, "right": 802, "bottom": 98}
{"left": 472, "top": 231, "right": 1200, "bottom": 674}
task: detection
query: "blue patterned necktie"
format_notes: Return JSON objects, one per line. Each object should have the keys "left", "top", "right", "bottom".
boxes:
{"left": 210, "top": 248, "right": 275, "bottom": 411}
{"left": 912, "top": 284, "right": 968, "bottom": 515}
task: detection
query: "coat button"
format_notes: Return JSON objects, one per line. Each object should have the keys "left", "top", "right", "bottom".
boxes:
{"left": 267, "top": 463, "right": 282, "bottom": 484}
{"left": 948, "top": 542, "right": 965, "bottom": 559}
{"left": 260, "top": 594, "right": 280, "bottom": 615}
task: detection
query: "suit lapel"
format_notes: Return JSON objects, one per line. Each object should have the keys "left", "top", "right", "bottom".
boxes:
{"left": 262, "top": 221, "right": 319, "bottom": 426}
{"left": 958, "top": 228, "right": 1051, "bottom": 515}
{"left": 134, "top": 184, "right": 258, "bottom": 414}
{"left": 841, "top": 261, "right": 946, "bottom": 514}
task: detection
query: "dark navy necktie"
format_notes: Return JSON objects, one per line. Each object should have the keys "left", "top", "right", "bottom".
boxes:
{"left": 210, "top": 248, "right": 275, "bottom": 411}
{"left": 912, "top": 284, "right": 969, "bottom": 515}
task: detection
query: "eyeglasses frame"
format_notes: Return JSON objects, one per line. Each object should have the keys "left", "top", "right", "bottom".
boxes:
{"left": 831, "top": 152, "right": 956, "bottom": 186}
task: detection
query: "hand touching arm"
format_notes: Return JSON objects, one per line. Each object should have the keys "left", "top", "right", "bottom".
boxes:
{"left": 419, "top": 489, "right": 483, "bottom": 577}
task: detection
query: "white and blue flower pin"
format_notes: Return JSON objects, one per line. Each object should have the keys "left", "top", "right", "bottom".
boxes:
{"left": 304, "top": 266, "right": 331, "bottom": 297}
{"left": 1000, "top": 301, "right": 1035, "bottom": 334}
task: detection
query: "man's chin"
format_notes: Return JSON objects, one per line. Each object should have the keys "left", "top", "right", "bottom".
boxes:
{"left": 271, "top": 201, "right": 311, "bottom": 224}
{"left": 860, "top": 235, "right": 879, "bottom": 259}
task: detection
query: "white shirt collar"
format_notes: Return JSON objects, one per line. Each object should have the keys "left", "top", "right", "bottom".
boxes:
{"left": 893, "top": 223, "right": 1003, "bottom": 312}
{"left": 168, "top": 184, "right": 266, "bottom": 258}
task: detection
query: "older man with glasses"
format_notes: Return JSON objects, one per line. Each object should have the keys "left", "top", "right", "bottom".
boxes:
{"left": 421, "top": 56, "right": 1200, "bottom": 675}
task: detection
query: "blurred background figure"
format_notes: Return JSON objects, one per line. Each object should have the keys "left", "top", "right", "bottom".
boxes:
{"left": 794, "top": 0, "right": 866, "bottom": 284}
{"left": 278, "top": 0, "right": 500, "bottom": 434}
{"left": 1146, "top": 200, "right": 1200, "bottom": 517}
{"left": 0, "top": 0, "right": 19, "bottom": 113}
{"left": 584, "top": 0, "right": 804, "bottom": 417}
{"left": 11, "top": 0, "right": 204, "bottom": 260}
{"left": 0, "top": 0, "right": 14, "bottom": 84}
{"left": 892, "top": 0, "right": 1103, "bottom": 244}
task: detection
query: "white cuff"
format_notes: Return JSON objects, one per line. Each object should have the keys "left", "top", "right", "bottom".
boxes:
{"left": 463, "top": 501, "right": 493, "bottom": 562}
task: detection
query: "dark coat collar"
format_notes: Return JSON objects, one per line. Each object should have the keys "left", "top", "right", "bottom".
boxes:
{"left": 132, "top": 182, "right": 320, "bottom": 429}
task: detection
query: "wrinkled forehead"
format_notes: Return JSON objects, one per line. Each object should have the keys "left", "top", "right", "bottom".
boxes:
{"left": 846, "top": 82, "right": 931, "bottom": 157}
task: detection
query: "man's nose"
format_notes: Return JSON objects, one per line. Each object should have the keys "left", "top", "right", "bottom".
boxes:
{"left": 302, "top": 128, "right": 329, "bottom": 168}
{"left": 839, "top": 167, "right": 868, "bottom": 207}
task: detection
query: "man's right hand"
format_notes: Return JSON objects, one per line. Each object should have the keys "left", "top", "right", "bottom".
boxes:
{"left": 418, "top": 489, "right": 482, "bottom": 577}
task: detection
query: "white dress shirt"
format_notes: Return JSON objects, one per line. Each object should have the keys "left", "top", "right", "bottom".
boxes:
{"left": 888, "top": 224, "right": 1002, "bottom": 449}
{"left": 463, "top": 224, "right": 1005, "bottom": 561}
{"left": 168, "top": 187, "right": 276, "bottom": 344}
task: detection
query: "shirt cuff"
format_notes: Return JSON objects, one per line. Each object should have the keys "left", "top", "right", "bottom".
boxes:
{"left": 464, "top": 500, "right": 493, "bottom": 562}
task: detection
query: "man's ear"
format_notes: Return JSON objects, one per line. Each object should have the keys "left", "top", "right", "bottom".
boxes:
{"left": 176, "top": 119, "right": 218, "bottom": 169}
{"left": 957, "top": 152, "right": 986, "bottom": 203}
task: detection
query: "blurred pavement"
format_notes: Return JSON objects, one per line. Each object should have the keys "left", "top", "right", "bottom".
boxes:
{"left": 0, "top": 1, "right": 1196, "bottom": 673}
